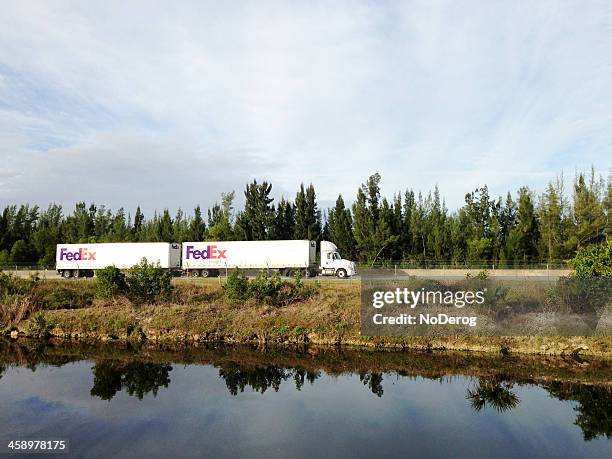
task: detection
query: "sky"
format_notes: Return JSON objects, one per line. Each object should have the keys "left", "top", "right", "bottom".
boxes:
{"left": 0, "top": 0, "right": 611, "bottom": 215}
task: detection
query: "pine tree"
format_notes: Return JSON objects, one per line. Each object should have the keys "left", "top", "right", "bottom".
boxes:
{"left": 239, "top": 181, "right": 274, "bottom": 240}
{"left": 188, "top": 205, "right": 206, "bottom": 241}
{"left": 410, "top": 193, "right": 427, "bottom": 263}
{"left": 375, "top": 197, "right": 399, "bottom": 262}
{"left": 571, "top": 171, "right": 606, "bottom": 250}
{"left": 401, "top": 190, "right": 415, "bottom": 259}
{"left": 94, "top": 206, "right": 112, "bottom": 241}
{"left": 499, "top": 193, "right": 517, "bottom": 265}
{"left": 273, "top": 198, "right": 295, "bottom": 239}
{"left": 511, "top": 187, "right": 540, "bottom": 263}
{"left": 538, "top": 177, "right": 566, "bottom": 263}
{"left": 327, "top": 195, "right": 356, "bottom": 259}
{"left": 352, "top": 186, "right": 375, "bottom": 261}
{"left": 158, "top": 209, "right": 174, "bottom": 241}
{"left": 31, "top": 204, "right": 62, "bottom": 266}
{"left": 108, "top": 208, "right": 130, "bottom": 242}
{"left": 133, "top": 206, "right": 144, "bottom": 240}
{"left": 294, "top": 183, "right": 321, "bottom": 240}
{"left": 206, "top": 192, "right": 235, "bottom": 241}
{"left": 172, "top": 208, "right": 189, "bottom": 242}
{"left": 305, "top": 184, "right": 321, "bottom": 241}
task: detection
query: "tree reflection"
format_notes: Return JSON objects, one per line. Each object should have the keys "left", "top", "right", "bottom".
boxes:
{"left": 293, "top": 368, "right": 320, "bottom": 391}
{"left": 90, "top": 361, "right": 172, "bottom": 400}
{"left": 466, "top": 377, "right": 520, "bottom": 413}
{"left": 359, "top": 372, "right": 384, "bottom": 397}
{"left": 218, "top": 365, "right": 320, "bottom": 395}
{"left": 0, "top": 363, "right": 5, "bottom": 381}
{"left": 544, "top": 382, "right": 612, "bottom": 441}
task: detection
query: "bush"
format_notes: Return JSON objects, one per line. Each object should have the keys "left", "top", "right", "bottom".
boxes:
{"left": 125, "top": 259, "right": 173, "bottom": 303}
{"left": 249, "top": 271, "right": 284, "bottom": 302}
{"left": 552, "top": 276, "right": 611, "bottom": 319}
{"left": 96, "top": 266, "right": 127, "bottom": 298}
{"left": 223, "top": 269, "right": 319, "bottom": 306}
{"left": 224, "top": 268, "right": 249, "bottom": 301}
{"left": 0, "top": 271, "right": 30, "bottom": 296}
{"left": 570, "top": 240, "right": 612, "bottom": 277}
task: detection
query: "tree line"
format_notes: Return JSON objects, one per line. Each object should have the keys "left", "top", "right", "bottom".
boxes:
{"left": 0, "top": 168, "right": 610, "bottom": 267}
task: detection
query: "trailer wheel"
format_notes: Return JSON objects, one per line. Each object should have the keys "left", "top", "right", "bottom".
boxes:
{"left": 190, "top": 270, "right": 200, "bottom": 278}
{"left": 62, "top": 270, "right": 72, "bottom": 279}
{"left": 201, "top": 269, "right": 210, "bottom": 278}
{"left": 336, "top": 268, "right": 347, "bottom": 279}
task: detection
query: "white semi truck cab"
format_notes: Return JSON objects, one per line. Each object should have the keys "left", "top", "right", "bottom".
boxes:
{"left": 318, "top": 241, "right": 357, "bottom": 278}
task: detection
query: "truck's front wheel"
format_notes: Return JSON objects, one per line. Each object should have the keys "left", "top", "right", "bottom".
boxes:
{"left": 61, "top": 270, "right": 72, "bottom": 279}
{"left": 336, "top": 268, "right": 347, "bottom": 279}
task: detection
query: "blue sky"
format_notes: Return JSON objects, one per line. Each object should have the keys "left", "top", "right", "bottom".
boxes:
{"left": 0, "top": 0, "right": 611, "bottom": 213}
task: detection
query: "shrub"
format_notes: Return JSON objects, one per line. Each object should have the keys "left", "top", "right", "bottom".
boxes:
{"left": 125, "top": 258, "right": 173, "bottom": 303}
{"left": 249, "top": 271, "right": 284, "bottom": 302}
{"left": 570, "top": 240, "right": 612, "bottom": 277}
{"left": 224, "top": 268, "right": 249, "bottom": 301}
{"left": 96, "top": 266, "right": 127, "bottom": 298}
{"left": 552, "top": 276, "right": 611, "bottom": 320}
{"left": 28, "top": 312, "right": 56, "bottom": 337}
{"left": 0, "top": 272, "right": 25, "bottom": 296}
{"left": 224, "top": 269, "right": 319, "bottom": 306}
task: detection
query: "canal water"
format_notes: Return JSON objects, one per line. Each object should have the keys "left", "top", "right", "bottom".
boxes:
{"left": 0, "top": 343, "right": 610, "bottom": 458}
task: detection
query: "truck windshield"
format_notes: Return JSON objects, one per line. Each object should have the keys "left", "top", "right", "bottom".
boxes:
{"left": 333, "top": 252, "right": 341, "bottom": 260}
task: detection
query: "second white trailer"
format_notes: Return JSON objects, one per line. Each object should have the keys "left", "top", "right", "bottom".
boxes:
{"left": 181, "top": 240, "right": 317, "bottom": 277}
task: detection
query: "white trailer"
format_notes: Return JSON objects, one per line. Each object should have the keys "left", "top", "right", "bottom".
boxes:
{"left": 182, "top": 240, "right": 356, "bottom": 278}
{"left": 56, "top": 242, "right": 181, "bottom": 278}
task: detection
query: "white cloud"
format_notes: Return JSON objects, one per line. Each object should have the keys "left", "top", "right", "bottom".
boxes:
{"left": 0, "top": 0, "right": 610, "bottom": 213}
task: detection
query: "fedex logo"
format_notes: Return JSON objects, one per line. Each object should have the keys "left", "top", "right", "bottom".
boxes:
{"left": 59, "top": 248, "right": 96, "bottom": 261}
{"left": 185, "top": 245, "right": 227, "bottom": 260}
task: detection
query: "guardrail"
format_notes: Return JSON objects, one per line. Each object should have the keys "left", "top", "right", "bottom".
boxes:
{"left": 358, "top": 260, "right": 570, "bottom": 270}
{"left": 2, "top": 260, "right": 570, "bottom": 271}
{"left": 0, "top": 263, "right": 53, "bottom": 271}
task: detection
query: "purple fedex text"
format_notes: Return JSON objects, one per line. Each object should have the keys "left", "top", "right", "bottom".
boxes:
{"left": 59, "top": 248, "right": 96, "bottom": 261}
{"left": 185, "top": 245, "right": 226, "bottom": 260}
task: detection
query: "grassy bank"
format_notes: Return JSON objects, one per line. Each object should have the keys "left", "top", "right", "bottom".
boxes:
{"left": 1, "top": 275, "right": 611, "bottom": 357}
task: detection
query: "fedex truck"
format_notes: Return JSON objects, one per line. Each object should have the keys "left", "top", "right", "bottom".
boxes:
{"left": 55, "top": 240, "right": 356, "bottom": 278}
{"left": 56, "top": 242, "right": 181, "bottom": 278}
{"left": 182, "top": 240, "right": 356, "bottom": 278}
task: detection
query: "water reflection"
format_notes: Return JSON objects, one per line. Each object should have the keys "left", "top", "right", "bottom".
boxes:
{"left": 544, "top": 382, "right": 612, "bottom": 441}
{"left": 466, "top": 376, "right": 520, "bottom": 413}
{"left": 1, "top": 340, "right": 612, "bottom": 445}
{"left": 359, "top": 372, "right": 384, "bottom": 397}
{"left": 90, "top": 362, "right": 173, "bottom": 400}
{"left": 218, "top": 365, "right": 320, "bottom": 395}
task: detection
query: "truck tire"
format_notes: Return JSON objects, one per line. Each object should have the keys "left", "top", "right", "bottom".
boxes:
{"left": 200, "top": 269, "right": 210, "bottom": 278}
{"left": 62, "top": 270, "right": 72, "bottom": 279}
{"left": 190, "top": 270, "right": 200, "bottom": 278}
{"left": 336, "top": 268, "right": 347, "bottom": 279}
